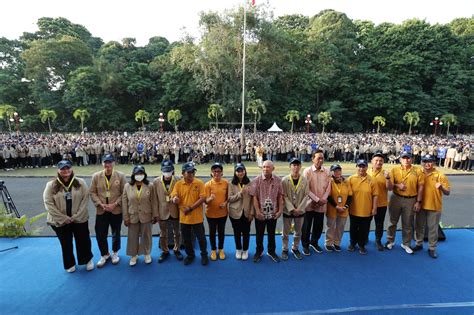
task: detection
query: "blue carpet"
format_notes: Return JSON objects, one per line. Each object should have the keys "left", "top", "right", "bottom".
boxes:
{"left": 1, "top": 230, "right": 473, "bottom": 315}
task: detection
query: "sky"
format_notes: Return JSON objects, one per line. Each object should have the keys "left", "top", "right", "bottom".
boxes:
{"left": 1, "top": 0, "right": 472, "bottom": 46}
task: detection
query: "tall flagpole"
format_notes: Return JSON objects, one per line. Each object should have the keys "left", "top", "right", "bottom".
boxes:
{"left": 240, "top": 0, "right": 247, "bottom": 156}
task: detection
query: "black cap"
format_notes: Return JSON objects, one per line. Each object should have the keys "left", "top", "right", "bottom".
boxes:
{"left": 330, "top": 164, "right": 342, "bottom": 172}
{"left": 57, "top": 160, "right": 72, "bottom": 170}
{"left": 132, "top": 165, "right": 146, "bottom": 175}
{"left": 211, "top": 162, "right": 223, "bottom": 170}
{"left": 234, "top": 163, "right": 246, "bottom": 171}
{"left": 102, "top": 154, "right": 115, "bottom": 163}
{"left": 289, "top": 157, "right": 301, "bottom": 165}
{"left": 422, "top": 154, "right": 435, "bottom": 162}
{"left": 400, "top": 151, "right": 412, "bottom": 158}
{"left": 161, "top": 160, "right": 174, "bottom": 172}
{"left": 182, "top": 162, "right": 196, "bottom": 173}
{"left": 356, "top": 159, "right": 368, "bottom": 167}
{"left": 372, "top": 152, "right": 384, "bottom": 159}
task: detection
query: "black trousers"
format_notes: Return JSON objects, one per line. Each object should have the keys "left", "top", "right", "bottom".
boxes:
{"left": 230, "top": 214, "right": 251, "bottom": 251}
{"left": 371, "top": 206, "right": 387, "bottom": 241}
{"left": 301, "top": 211, "right": 324, "bottom": 248}
{"left": 350, "top": 215, "right": 372, "bottom": 247}
{"left": 206, "top": 216, "right": 227, "bottom": 250}
{"left": 95, "top": 212, "right": 123, "bottom": 256}
{"left": 255, "top": 218, "right": 277, "bottom": 254}
{"left": 181, "top": 223, "right": 208, "bottom": 258}
{"left": 51, "top": 221, "right": 93, "bottom": 269}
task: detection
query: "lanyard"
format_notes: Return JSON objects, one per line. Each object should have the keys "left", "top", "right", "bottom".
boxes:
{"left": 57, "top": 177, "right": 75, "bottom": 192}
{"left": 136, "top": 185, "right": 143, "bottom": 200}
{"left": 369, "top": 169, "right": 382, "bottom": 179}
{"left": 238, "top": 183, "right": 245, "bottom": 192}
{"left": 290, "top": 176, "right": 301, "bottom": 192}
{"left": 332, "top": 178, "right": 342, "bottom": 195}
{"left": 161, "top": 177, "right": 174, "bottom": 193}
{"left": 399, "top": 167, "right": 415, "bottom": 183}
{"left": 104, "top": 171, "right": 114, "bottom": 191}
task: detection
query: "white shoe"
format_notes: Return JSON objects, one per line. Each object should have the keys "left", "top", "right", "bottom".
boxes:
{"left": 86, "top": 259, "right": 94, "bottom": 271}
{"left": 385, "top": 241, "right": 394, "bottom": 250}
{"left": 111, "top": 252, "right": 120, "bottom": 265}
{"left": 144, "top": 254, "right": 152, "bottom": 264}
{"left": 96, "top": 254, "right": 110, "bottom": 268}
{"left": 235, "top": 250, "right": 242, "bottom": 260}
{"left": 66, "top": 266, "right": 76, "bottom": 273}
{"left": 401, "top": 244, "right": 414, "bottom": 254}
{"left": 241, "top": 250, "right": 249, "bottom": 261}
{"left": 129, "top": 256, "right": 138, "bottom": 266}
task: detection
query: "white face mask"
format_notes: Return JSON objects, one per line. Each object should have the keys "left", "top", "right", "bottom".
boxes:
{"left": 162, "top": 172, "right": 173, "bottom": 178}
{"left": 135, "top": 175, "right": 145, "bottom": 182}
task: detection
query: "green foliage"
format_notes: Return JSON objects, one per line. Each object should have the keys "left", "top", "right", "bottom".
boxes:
{"left": 207, "top": 103, "right": 225, "bottom": 129}
{"left": 317, "top": 111, "right": 332, "bottom": 133}
{"left": 0, "top": 104, "right": 17, "bottom": 131}
{"left": 167, "top": 109, "right": 182, "bottom": 131}
{"left": 441, "top": 113, "right": 458, "bottom": 135}
{"left": 134, "top": 109, "right": 150, "bottom": 129}
{"left": 73, "top": 108, "right": 90, "bottom": 131}
{"left": 372, "top": 116, "right": 386, "bottom": 133}
{"left": 0, "top": 207, "right": 47, "bottom": 237}
{"left": 246, "top": 99, "right": 266, "bottom": 133}
{"left": 403, "top": 111, "right": 420, "bottom": 135}
{"left": 284, "top": 109, "right": 300, "bottom": 133}
{"left": 39, "top": 109, "right": 57, "bottom": 132}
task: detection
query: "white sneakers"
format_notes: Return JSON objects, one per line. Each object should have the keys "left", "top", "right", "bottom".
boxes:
{"left": 97, "top": 254, "right": 110, "bottom": 268}
{"left": 241, "top": 250, "right": 249, "bottom": 261}
{"left": 129, "top": 256, "right": 138, "bottom": 266}
{"left": 111, "top": 252, "right": 120, "bottom": 264}
{"left": 86, "top": 259, "right": 94, "bottom": 271}
{"left": 401, "top": 244, "right": 414, "bottom": 255}
{"left": 235, "top": 250, "right": 242, "bottom": 260}
{"left": 66, "top": 266, "right": 76, "bottom": 273}
{"left": 144, "top": 255, "right": 152, "bottom": 264}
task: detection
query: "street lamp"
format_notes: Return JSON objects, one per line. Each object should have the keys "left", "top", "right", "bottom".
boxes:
{"left": 9, "top": 112, "right": 24, "bottom": 136}
{"left": 305, "top": 114, "right": 312, "bottom": 133}
{"left": 158, "top": 112, "right": 165, "bottom": 132}
{"left": 429, "top": 117, "right": 443, "bottom": 135}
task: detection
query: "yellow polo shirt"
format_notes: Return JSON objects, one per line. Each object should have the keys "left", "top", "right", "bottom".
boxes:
{"left": 422, "top": 169, "right": 450, "bottom": 211}
{"left": 390, "top": 165, "right": 424, "bottom": 197}
{"left": 205, "top": 178, "right": 228, "bottom": 218}
{"left": 348, "top": 174, "right": 378, "bottom": 217}
{"left": 368, "top": 168, "right": 389, "bottom": 207}
{"left": 327, "top": 179, "right": 351, "bottom": 218}
{"left": 170, "top": 178, "right": 206, "bottom": 224}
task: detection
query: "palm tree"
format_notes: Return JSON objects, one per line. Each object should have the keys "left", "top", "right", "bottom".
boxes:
{"left": 207, "top": 103, "right": 224, "bottom": 129}
{"left": 134, "top": 109, "right": 150, "bottom": 130}
{"left": 403, "top": 111, "right": 420, "bottom": 135}
{"left": 441, "top": 113, "right": 457, "bottom": 135}
{"left": 284, "top": 110, "right": 300, "bottom": 133}
{"left": 246, "top": 99, "right": 266, "bottom": 134}
{"left": 0, "top": 104, "right": 17, "bottom": 132}
{"left": 372, "top": 116, "right": 386, "bottom": 134}
{"left": 39, "top": 109, "right": 57, "bottom": 133}
{"left": 73, "top": 108, "right": 90, "bottom": 132}
{"left": 317, "top": 111, "right": 332, "bottom": 134}
{"left": 167, "top": 109, "right": 182, "bottom": 132}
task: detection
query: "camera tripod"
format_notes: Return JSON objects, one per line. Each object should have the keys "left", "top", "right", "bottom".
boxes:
{"left": 0, "top": 180, "right": 21, "bottom": 252}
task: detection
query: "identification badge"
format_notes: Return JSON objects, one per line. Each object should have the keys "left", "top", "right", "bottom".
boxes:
{"left": 166, "top": 196, "right": 170, "bottom": 202}
{"left": 105, "top": 191, "right": 110, "bottom": 198}
{"left": 337, "top": 196, "right": 343, "bottom": 204}
{"left": 64, "top": 192, "right": 72, "bottom": 200}
{"left": 263, "top": 198, "right": 274, "bottom": 220}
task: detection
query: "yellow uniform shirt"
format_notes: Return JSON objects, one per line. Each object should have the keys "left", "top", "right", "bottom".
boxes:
{"left": 205, "top": 178, "right": 228, "bottom": 218}
{"left": 348, "top": 174, "right": 378, "bottom": 217}
{"left": 327, "top": 179, "right": 351, "bottom": 218}
{"left": 368, "top": 168, "right": 389, "bottom": 207}
{"left": 170, "top": 178, "right": 206, "bottom": 224}
{"left": 390, "top": 165, "right": 424, "bottom": 197}
{"left": 422, "top": 169, "right": 450, "bottom": 211}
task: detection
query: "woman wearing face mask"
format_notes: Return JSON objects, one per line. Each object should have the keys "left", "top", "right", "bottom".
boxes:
{"left": 122, "top": 165, "right": 158, "bottom": 266}
{"left": 227, "top": 163, "right": 253, "bottom": 260}
{"left": 43, "top": 160, "right": 94, "bottom": 273}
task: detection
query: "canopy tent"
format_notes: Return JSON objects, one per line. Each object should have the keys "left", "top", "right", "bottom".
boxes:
{"left": 267, "top": 122, "right": 283, "bottom": 132}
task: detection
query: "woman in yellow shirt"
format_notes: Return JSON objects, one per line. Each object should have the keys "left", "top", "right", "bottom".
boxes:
{"left": 205, "top": 163, "right": 229, "bottom": 261}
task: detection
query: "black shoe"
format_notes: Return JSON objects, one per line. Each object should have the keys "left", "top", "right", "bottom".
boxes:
{"left": 183, "top": 256, "right": 194, "bottom": 265}
{"left": 428, "top": 249, "right": 438, "bottom": 259}
{"left": 413, "top": 245, "right": 423, "bottom": 252}
{"left": 281, "top": 250, "right": 289, "bottom": 261}
{"left": 302, "top": 247, "right": 311, "bottom": 256}
{"left": 375, "top": 240, "right": 384, "bottom": 251}
{"left": 253, "top": 251, "right": 263, "bottom": 263}
{"left": 325, "top": 244, "right": 335, "bottom": 252}
{"left": 359, "top": 246, "right": 368, "bottom": 255}
{"left": 310, "top": 244, "right": 323, "bottom": 254}
{"left": 266, "top": 252, "right": 280, "bottom": 263}
{"left": 201, "top": 255, "right": 209, "bottom": 266}
{"left": 291, "top": 248, "right": 303, "bottom": 260}
{"left": 348, "top": 244, "right": 356, "bottom": 252}
{"left": 158, "top": 252, "right": 170, "bottom": 263}
{"left": 333, "top": 245, "right": 341, "bottom": 252}
{"left": 174, "top": 250, "right": 184, "bottom": 261}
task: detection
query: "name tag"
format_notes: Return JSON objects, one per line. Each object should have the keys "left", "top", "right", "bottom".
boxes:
{"left": 64, "top": 192, "right": 72, "bottom": 200}
{"left": 166, "top": 196, "right": 170, "bottom": 202}
{"left": 105, "top": 191, "right": 110, "bottom": 198}
{"left": 337, "top": 196, "right": 343, "bottom": 204}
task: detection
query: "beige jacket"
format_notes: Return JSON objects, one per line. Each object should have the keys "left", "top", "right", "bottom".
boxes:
{"left": 282, "top": 175, "right": 309, "bottom": 216}
{"left": 89, "top": 170, "right": 127, "bottom": 215}
{"left": 152, "top": 176, "right": 179, "bottom": 220}
{"left": 122, "top": 182, "right": 157, "bottom": 224}
{"left": 43, "top": 177, "right": 89, "bottom": 227}
{"left": 227, "top": 182, "right": 253, "bottom": 220}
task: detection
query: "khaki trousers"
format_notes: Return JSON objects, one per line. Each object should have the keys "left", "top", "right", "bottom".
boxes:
{"left": 282, "top": 216, "right": 304, "bottom": 251}
{"left": 386, "top": 194, "right": 416, "bottom": 246}
{"left": 158, "top": 218, "right": 180, "bottom": 252}
{"left": 325, "top": 215, "right": 347, "bottom": 246}
{"left": 415, "top": 209, "right": 441, "bottom": 250}
{"left": 126, "top": 222, "right": 152, "bottom": 256}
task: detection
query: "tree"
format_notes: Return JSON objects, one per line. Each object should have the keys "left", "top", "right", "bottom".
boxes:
{"left": 39, "top": 109, "right": 57, "bottom": 133}
{"left": 317, "top": 111, "right": 332, "bottom": 134}
{"left": 441, "top": 113, "right": 457, "bottom": 135}
{"left": 167, "top": 109, "right": 182, "bottom": 132}
{"left": 246, "top": 99, "right": 266, "bottom": 133}
{"left": 372, "top": 116, "right": 386, "bottom": 134}
{"left": 134, "top": 109, "right": 150, "bottom": 130}
{"left": 73, "top": 108, "right": 90, "bottom": 131}
{"left": 207, "top": 103, "right": 225, "bottom": 129}
{"left": 403, "top": 111, "right": 420, "bottom": 135}
{"left": 0, "top": 104, "right": 17, "bottom": 131}
{"left": 284, "top": 110, "right": 300, "bottom": 133}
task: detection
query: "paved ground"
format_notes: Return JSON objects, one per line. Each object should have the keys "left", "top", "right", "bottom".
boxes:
{"left": 1, "top": 175, "right": 472, "bottom": 236}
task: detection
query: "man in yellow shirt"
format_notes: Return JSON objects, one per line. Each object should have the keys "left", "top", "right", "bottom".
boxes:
{"left": 414, "top": 154, "right": 450, "bottom": 258}
{"left": 171, "top": 162, "right": 208, "bottom": 266}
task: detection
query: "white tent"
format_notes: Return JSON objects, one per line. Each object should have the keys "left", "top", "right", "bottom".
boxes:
{"left": 267, "top": 122, "right": 283, "bottom": 132}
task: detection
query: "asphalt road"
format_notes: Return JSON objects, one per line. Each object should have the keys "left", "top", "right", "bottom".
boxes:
{"left": 1, "top": 175, "right": 473, "bottom": 236}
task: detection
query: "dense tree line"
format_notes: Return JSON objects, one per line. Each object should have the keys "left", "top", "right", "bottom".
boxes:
{"left": 0, "top": 7, "right": 472, "bottom": 133}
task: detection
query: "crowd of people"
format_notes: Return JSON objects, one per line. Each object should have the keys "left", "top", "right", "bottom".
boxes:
{"left": 43, "top": 146, "right": 451, "bottom": 272}
{"left": 1, "top": 130, "right": 473, "bottom": 171}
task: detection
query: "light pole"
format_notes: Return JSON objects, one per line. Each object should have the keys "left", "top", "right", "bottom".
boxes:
{"left": 158, "top": 112, "right": 165, "bottom": 132}
{"left": 305, "top": 114, "right": 312, "bottom": 133}
{"left": 9, "top": 112, "right": 23, "bottom": 136}
{"left": 430, "top": 117, "right": 443, "bottom": 135}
